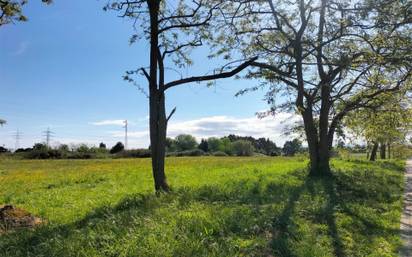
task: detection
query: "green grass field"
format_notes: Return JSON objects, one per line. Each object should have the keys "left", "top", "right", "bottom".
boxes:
{"left": 0, "top": 157, "right": 406, "bottom": 256}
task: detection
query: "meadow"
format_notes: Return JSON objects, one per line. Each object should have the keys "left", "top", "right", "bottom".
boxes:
{"left": 0, "top": 157, "right": 406, "bottom": 257}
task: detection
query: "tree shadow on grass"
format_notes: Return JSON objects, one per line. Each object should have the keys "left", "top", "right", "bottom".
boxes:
{"left": 0, "top": 166, "right": 403, "bottom": 257}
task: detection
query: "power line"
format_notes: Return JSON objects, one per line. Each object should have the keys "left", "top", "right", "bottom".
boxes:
{"left": 42, "top": 127, "right": 55, "bottom": 147}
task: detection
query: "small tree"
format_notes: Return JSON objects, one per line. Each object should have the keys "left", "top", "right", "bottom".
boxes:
{"left": 110, "top": 142, "right": 124, "bottom": 154}
{"left": 0, "top": 119, "right": 5, "bottom": 126}
{"left": 232, "top": 140, "right": 254, "bottom": 156}
{"left": 99, "top": 142, "right": 107, "bottom": 149}
{"left": 175, "top": 134, "right": 198, "bottom": 151}
{"left": 198, "top": 139, "right": 209, "bottom": 152}
{"left": 283, "top": 139, "right": 303, "bottom": 157}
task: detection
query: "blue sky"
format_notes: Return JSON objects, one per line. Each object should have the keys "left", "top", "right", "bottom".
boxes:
{"left": 0, "top": 0, "right": 297, "bottom": 149}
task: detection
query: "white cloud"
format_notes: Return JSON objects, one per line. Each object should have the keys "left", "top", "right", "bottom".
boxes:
{"left": 90, "top": 120, "right": 127, "bottom": 126}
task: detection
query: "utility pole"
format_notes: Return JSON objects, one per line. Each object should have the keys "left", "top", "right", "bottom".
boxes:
{"left": 123, "top": 120, "right": 128, "bottom": 150}
{"left": 42, "top": 127, "right": 54, "bottom": 147}
{"left": 12, "top": 130, "right": 22, "bottom": 151}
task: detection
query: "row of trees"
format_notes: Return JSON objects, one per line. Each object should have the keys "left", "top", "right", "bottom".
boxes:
{"left": 1, "top": 134, "right": 305, "bottom": 158}
{"left": 166, "top": 134, "right": 303, "bottom": 156}
{"left": 1, "top": 142, "right": 127, "bottom": 159}
{"left": 344, "top": 91, "right": 412, "bottom": 161}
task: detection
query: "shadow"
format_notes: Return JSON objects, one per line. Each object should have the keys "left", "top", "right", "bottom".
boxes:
{"left": 320, "top": 176, "right": 345, "bottom": 257}
{"left": 377, "top": 161, "right": 405, "bottom": 172}
{"left": 269, "top": 177, "right": 311, "bottom": 257}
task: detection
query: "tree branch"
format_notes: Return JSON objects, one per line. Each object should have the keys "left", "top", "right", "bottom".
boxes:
{"left": 164, "top": 56, "right": 258, "bottom": 90}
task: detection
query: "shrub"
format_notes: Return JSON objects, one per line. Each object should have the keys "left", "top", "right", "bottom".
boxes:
{"left": 0, "top": 146, "right": 9, "bottom": 153}
{"left": 110, "top": 142, "right": 124, "bottom": 154}
{"left": 231, "top": 140, "right": 255, "bottom": 156}
{"left": 116, "top": 149, "right": 151, "bottom": 158}
{"left": 212, "top": 151, "right": 228, "bottom": 157}
{"left": 167, "top": 149, "right": 205, "bottom": 157}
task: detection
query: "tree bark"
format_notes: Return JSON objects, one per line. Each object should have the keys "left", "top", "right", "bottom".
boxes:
{"left": 380, "top": 142, "right": 386, "bottom": 159}
{"left": 148, "top": 0, "right": 170, "bottom": 192}
{"left": 149, "top": 91, "right": 170, "bottom": 192}
{"left": 370, "top": 142, "right": 379, "bottom": 161}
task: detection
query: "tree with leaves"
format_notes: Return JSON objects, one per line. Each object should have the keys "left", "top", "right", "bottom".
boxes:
{"left": 283, "top": 138, "right": 303, "bottom": 156}
{"left": 105, "top": 0, "right": 257, "bottom": 191}
{"left": 345, "top": 91, "right": 412, "bottom": 161}
{"left": 0, "top": 0, "right": 52, "bottom": 26}
{"left": 213, "top": 0, "right": 412, "bottom": 175}
{"left": 0, "top": 119, "right": 5, "bottom": 126}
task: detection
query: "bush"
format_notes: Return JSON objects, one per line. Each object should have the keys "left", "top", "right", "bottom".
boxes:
{"left": 0, "top": 146, "right": 9, "bottom": 153}
{"left": 167, "top": 149, "right": 205, "bottom": 157}
{"left": 212, "top": 151, "right": 228, "bottom": 157}
{"left": 116, "top": 149, "right": 151, "bottom": 158}
{"left": 231, "top": 140, "right": 255, "bottom": 156}
{"left": 110, "top": 142, "right": 125, "bottom": 154}
{"left": 24, "top": 148, "right": 64, "bottom": 159}
{"left": 67, "top": 152, "right": 95, "bottom": 159}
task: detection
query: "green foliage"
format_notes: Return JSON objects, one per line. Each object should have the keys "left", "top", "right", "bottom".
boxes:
{"left": 115, "top": 149, "right": 151, "bottom": 158}
{"left": 211, "top": 151, "right": 228, "bottom": 157}
{"left": 0, "top": 157, "right": 405, "bottom": 256}
{"left": 165, "top": 137, "right": 177, "bottom": 152}
{"left": 219, "top": 138, "right": 233, "bottom": 155}
{"left": 175, "top": 134, "right": 198, "bottom": 151}
{"left": 344, "top": 91, "right": 412, "bottom": 147}
{"left": 207, "top": 137, "right": 222, "bottom": 152}
{"left": 227, "top": 135, "right": 280, "bottom": 156}
{"left": 231, "top": 140, "right": 255, "bottom": 156}
{"left": 283, "top": 139, "right": 303, "bottom": 156}
{"left": 198, "top": 139, "right": 208, "bottom": 152}
{"left": 167, "top": 149, "right": 205, "bottom": 157}
{"left": 110, "top": 142, "right": 124, "bottom": 154}
{"left": 0, "top": 0, "right": 52, "bottom": 26}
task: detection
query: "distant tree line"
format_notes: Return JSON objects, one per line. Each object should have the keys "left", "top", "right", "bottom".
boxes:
{"left": 0, "top": 134, "right": 307, "bottom": 159}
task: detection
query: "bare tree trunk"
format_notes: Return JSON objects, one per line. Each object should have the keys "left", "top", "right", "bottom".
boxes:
{"left": 306, "top": 84, "right": 332, "bottom": 176}
{"left": 149, "top": 91, "right": 170, "bottom": 192}
{"left": 302, "top": 108, "right": 320, "bottom": 175}
{"left": 380, "top": 142, "right": 386, "bottom": 160}
{"left": 147, "top": 0, "right": 169, "bottom": 192}
{"left": 370, "top": 142, "right": 379, "bottom": 161}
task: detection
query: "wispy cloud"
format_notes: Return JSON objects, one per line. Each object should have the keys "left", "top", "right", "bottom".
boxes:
{"left": 12, "top": 42, "right": 29, "bottom": 56}
{"left": 90, "top": 120, "right": 127, "bottom": 126}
